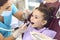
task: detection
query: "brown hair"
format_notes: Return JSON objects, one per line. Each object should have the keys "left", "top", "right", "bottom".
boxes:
{"left": 25, "top": 3, "right": 56, "bottom": 27}
{"left": 0, "top": 0, "right": 8, "bottom": 6}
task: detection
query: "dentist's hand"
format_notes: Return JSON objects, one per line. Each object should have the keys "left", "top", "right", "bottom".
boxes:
{"left": 23, "top": 9, "right": 31, "bottom": 19}
{"left": 12, "top": 23, "right": 28, "bottom": 38}
{"left": 19, "top": 23, "right": 28, "bottom": 33}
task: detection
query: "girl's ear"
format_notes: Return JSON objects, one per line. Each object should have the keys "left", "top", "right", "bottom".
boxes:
{"left": 42, "top": 20, "right": 47, "bottom": 25}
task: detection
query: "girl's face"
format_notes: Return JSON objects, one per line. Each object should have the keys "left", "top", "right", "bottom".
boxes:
{"left": 0, "top": 0, "right": 12, "bottom": 11}
{"left": 30, "top": 9, "right": 47, "bottom": 29}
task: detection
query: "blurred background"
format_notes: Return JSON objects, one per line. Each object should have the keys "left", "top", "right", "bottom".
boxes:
{"left": 11, "top": 0, "right": 40, "bottom": 11}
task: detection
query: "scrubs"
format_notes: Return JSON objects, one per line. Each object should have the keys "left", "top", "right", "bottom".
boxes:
{"left": 0, "top": 4, "right": 18, "bottom": 37}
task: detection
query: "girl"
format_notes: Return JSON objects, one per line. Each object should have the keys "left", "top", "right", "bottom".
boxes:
{"left": 23, "top": 3, "right": 57, "bottom": 40}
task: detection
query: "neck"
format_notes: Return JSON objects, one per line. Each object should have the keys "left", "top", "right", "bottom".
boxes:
{"left": 34, "top": 26, "right": 44, "bottom": 30}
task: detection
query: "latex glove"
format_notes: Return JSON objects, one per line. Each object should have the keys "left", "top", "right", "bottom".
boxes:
{"left": 23, "top": 9, "right": 31, "bottom": 19}
{"left": 19, "top": 23, "right": 28, "bottom": 33}
{"left": 30, "top": 31, "right": 53, "bottom": 40}
{"left": 12, "top": 23, "right": 27, "bottom": 38}
{"left": 16, "top": 34, "right": 22, "bottom": 40}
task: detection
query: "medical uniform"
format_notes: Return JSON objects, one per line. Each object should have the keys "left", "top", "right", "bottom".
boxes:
{"left": 23, "top": 24, "right": 57, "bottom": 40}
{"left": 0, "top": 4, "right": 18, "bottom": 37}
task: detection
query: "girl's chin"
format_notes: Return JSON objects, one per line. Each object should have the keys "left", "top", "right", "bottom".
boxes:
{"left": 31, "top": 24, "right": 37, "bottom": 28}
{"left": 31, "top": 24, "right": 43, "bottom": 29}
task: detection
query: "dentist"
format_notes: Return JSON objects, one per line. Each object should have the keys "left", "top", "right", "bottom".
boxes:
{"left": 0, "top": 0, "right": 29, "bottom": 40}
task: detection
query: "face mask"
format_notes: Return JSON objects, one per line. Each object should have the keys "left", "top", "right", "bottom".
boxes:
{"left": 1, "top": 11, "right": 12, "bottom": 16}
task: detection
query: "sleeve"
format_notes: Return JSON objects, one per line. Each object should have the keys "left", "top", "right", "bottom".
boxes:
{"left": 42, "top": 30, "right": 57, "bottom": 38}
{"left": 11, "top": 4, "right": 18, "bottom": 15}
{"left": 0, "top": 22, "right": 11, "bottom": 37}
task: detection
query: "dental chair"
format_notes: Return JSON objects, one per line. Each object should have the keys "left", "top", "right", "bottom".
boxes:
{"left": 43, "top": 1, "right": 60, "bottom": 40}
{"left": 46, "top": 4, "right": 60, "bottom": 40}
{"left": 49, "top": 18, "right": 60, "bottom": 40}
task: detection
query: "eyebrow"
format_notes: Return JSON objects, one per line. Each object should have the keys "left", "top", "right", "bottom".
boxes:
{"left": 6, "top": 6, "right": 10, "bottom": 9}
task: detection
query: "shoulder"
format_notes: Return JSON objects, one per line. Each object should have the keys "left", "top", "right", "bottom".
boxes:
{"left": 42, "top": 28, "right": 57, "bottom": 38}
{"left": 11, "top": 4, "right": 15, "bottom": 7}
{"left": 11, "top": 4, "right": 18, "bottom": 14}
{"left": 44, "top": 29, "right": 56, "bottom": 33}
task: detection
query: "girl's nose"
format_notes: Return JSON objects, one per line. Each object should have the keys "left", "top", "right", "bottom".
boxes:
{"left": 31, "top": 17, "right": 35, "bottom": 21}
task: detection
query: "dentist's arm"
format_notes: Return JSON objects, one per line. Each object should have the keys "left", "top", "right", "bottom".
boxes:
{"left": 12, "top": 4, "right": 30, "bottom": 21}
{"left": 0, "top": 23, "right": 27, "bottom": 40}
{"left": 13, "top": 10, "right": 31, "bottom": 21}
{"left": 5, "top": 35, "right": 15, "bottom": 40}
{"left": 13, "top": 11, "right": 24, "bottom": 20}
{"left": 0, "top": 33, "right": 4, "bottom": 40}
{"left": 0, "top": 33, "right": 15, "bottom": 40}
{"left": 6, "top": 23, "right": 27, "bottom": 40}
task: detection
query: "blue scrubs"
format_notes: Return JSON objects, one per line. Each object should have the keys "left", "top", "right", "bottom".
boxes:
{"left": 0, "top": 4, "right": 18, "bottom": 37}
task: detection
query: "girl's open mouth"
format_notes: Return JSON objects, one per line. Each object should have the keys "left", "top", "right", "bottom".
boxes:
{"left": 31, "top": 22, "right": 34, "bottom": 24}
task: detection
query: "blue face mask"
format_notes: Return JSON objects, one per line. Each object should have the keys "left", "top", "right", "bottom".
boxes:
{"left": 0, "top": 11, "right": 12, "bottom": 26}
{"left": 1, "top": 11, "right": 12, "bottom": 16}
